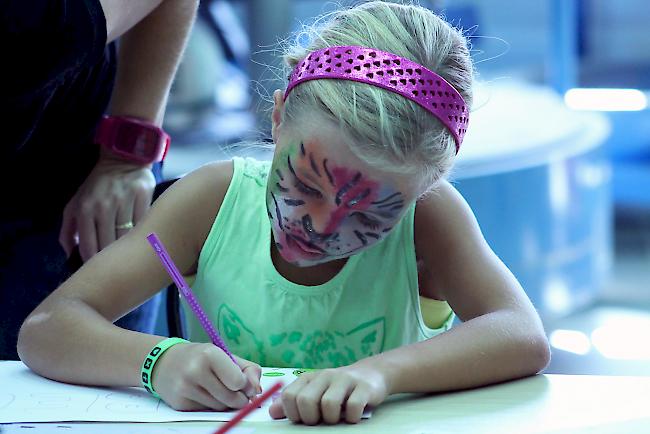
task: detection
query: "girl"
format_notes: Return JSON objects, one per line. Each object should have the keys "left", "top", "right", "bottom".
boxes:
{"left": 18, "top": 1, "right": 550, "bottom": 425}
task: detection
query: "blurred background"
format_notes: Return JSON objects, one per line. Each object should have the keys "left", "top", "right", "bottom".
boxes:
{"left": 158, "top": 0, "right": 650, "bottom": 376}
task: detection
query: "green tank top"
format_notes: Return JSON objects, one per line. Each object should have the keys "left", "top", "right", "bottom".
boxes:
{"left": 183, "top": 157, "right": 454, "bottom": 369}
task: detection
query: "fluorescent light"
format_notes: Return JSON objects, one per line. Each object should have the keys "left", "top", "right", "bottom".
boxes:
{"left": 591, "top": 322, "right": 650, "bottom": 360}
{"left": 550, "top": 329, "right": 592, "bottom": 355}
{"left": 564, "top": 88, "right": 647, "bottom": 111}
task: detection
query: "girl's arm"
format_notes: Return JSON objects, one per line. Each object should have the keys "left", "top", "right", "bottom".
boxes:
{"left": 376, "top": 180, "right": 551, "bottom": 394}
{"left": 269, "top": 181, "right": 550, "bottom": 425}
{"left": 18, "top": 161, "right": 233, "bottom": 388}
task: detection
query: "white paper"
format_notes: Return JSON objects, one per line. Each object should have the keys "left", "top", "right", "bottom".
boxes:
{"left": 0, "top": 362, "right": 370, "bottom": 423}
{"left": 0, "top": 423, "right": 254, "bottom": 434}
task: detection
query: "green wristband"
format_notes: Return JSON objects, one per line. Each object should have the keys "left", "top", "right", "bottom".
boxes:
{"left": 141, "top": 337, "right": 189, "bottom": 399}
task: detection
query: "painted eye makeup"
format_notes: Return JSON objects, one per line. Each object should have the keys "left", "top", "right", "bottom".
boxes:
{"left": 352, "top": 212, "right": 382, "bottom": 230}
{"left": 293, "top": 176, "right": 323, "bottom": 198}
{"left": 287, "top": 154, "right": 324, "bottom": 198}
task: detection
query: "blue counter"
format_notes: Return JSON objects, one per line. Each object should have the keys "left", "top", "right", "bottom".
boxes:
{"left": 453, "top": 81, "right": 612, "bottom": 320}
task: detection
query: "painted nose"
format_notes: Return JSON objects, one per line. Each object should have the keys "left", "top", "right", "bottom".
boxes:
{"left": 302, "top": 214, "right": 335, "bottom": 243}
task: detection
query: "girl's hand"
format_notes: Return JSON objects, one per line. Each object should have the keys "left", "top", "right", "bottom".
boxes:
{"left": 268, "top": 363, "right": 389, "bottom": 425}
{"left": 152, "top": 342, "right": 262, "bottom": 411}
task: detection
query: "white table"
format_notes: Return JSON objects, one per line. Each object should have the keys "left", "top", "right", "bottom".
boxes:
{"left": 3, "top": 372, "right": 649, "bottom": 433}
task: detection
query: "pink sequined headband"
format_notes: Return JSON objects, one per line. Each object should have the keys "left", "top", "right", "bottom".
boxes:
{"left": 284, "top": 45, "right": 469, "bottom": 152}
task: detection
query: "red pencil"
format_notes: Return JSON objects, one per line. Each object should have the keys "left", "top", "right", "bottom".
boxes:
{"left": 213, "top": 381, "right": 284, "bottom": 434}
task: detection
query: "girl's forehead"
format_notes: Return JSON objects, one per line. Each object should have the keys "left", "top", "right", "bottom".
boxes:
{"left": 292, "top": 128, "right": 353, "bottom": 160}
{"left": 283, "top": 117, "right": 354, "bottom": 153}
{"left": 273, "top": 137, "right": 422, "bottom": 201}
{"left": 278, "top": 136, "right": 374, "bottom": 183}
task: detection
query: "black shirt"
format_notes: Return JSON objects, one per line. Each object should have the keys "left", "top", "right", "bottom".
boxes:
{"left": 1, "top": 0, "right": 116, "bottom": 220}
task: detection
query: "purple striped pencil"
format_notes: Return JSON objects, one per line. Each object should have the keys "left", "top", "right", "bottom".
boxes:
{"left": 146, "top": 232, "right": 237, "bottom": 364}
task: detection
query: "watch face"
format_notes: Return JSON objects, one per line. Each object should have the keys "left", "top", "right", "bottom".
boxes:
{"left": 116, "top": 123, "right": 162, "bottom": 157}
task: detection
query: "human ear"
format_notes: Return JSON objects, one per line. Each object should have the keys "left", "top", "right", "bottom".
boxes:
{"left": 271, "top": 89, "right": 285, "bottom": 144}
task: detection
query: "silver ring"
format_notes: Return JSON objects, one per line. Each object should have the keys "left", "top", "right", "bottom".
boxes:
{"left": 116, "top": 221, "right": 134, "bottom": 230}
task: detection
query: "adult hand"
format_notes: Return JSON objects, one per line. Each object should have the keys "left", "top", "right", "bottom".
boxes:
{"left": 153, "top": 342, "right": 262, "bottom": 411}
{"left": 59, "top": 154, "right": 156, "bottom": 261}
{"left": 268, "top": 362, "right": 389, "bottom": 425}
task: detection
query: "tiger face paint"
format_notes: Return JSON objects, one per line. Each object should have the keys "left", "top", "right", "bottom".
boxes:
{"left": 266, "top": 140, "right": 408, "bottom": 267}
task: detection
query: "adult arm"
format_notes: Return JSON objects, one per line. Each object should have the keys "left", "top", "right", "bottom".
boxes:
{"left": 59, "top": 0, "right": 199, "bottom": 261}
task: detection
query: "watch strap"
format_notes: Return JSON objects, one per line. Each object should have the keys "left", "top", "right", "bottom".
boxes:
{"left": 95, "top": 115, "right": 170, "bottom": 164}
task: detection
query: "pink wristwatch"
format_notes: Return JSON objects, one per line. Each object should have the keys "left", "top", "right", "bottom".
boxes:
{"left": 94, "top": 115, "right": 170, "bottom": 164}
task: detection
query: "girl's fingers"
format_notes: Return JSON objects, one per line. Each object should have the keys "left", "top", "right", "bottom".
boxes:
{"left": 181, "top": 386, "right": 229, "bottom": 411}
{"left": 234, "top": 355, "right": 261, "bottom": 396}
{"left": 294, "top": 375, "right": 331, "bottom": 425}
{"left": 320, "top": 380, "right": 353, "bottom": 424}
{"left": 241, "top": 363, "right": 262, "bottom": 396}
{"left": 280, "top": 373, "right": 313, "bottom": 423}
{"left": 197, "top": 370, "right": 249, "bottom": 409}
{"left": 268, "top": 398, "right": 286, "bottom": 419}
{"left": 207, "top": 349, "right": 248, "bottom": 392}
{"left": 344, "top": 386, "right": 369, "bottom": 424}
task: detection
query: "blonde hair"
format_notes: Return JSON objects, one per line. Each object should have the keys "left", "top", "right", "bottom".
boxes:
{"left": 281, "top": 0, "right": 473, "bottom": 189}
